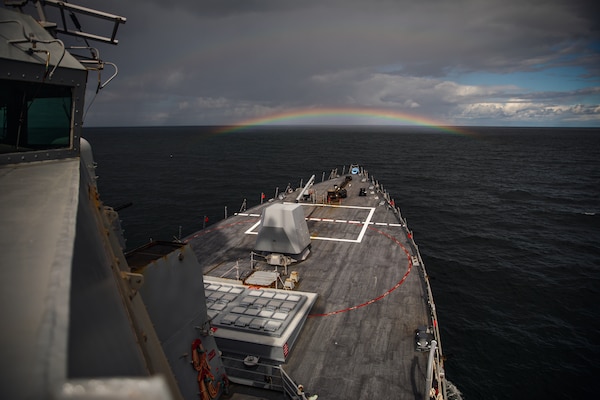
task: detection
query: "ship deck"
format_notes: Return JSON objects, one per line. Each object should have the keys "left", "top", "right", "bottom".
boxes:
{"left": 186, "top": 171, "right": 432, "bottom": 399}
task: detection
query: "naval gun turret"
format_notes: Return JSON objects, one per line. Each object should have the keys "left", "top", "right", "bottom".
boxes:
{"left": 254, "top": 203, "right": 312, "bottom": 263}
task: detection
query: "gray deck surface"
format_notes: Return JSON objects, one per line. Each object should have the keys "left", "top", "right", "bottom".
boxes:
{"left": 187, "top": 172, "right": 431, "bottom": 400}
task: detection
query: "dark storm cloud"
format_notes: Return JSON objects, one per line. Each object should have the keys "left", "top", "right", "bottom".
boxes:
{"left": 61, "top": 0, "right": 599, "bottom": 126}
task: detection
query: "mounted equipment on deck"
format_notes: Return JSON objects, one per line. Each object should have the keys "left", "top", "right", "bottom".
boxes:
{"left": 254, "top": 203, "right": 311, "bottom": 262}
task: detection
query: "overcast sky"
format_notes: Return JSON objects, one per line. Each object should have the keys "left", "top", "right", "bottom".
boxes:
{"left": 46, "top": 0, "right": 600, "bottom": 126}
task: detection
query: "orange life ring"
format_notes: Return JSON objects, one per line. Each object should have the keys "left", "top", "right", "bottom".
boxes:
{"left": 191, "top": 339, "right": 221, "bottom": 400}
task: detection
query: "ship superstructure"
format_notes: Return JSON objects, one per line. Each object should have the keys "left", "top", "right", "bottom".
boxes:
{"left": 1, "top": 3, "right": 226, "bottom": 399}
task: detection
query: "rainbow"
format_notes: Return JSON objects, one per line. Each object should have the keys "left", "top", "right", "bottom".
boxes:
{"left": 213, "top": 107, "right": 474, "bottom": 137}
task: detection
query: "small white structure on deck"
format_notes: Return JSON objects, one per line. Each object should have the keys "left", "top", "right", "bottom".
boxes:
{"left": 254, "top": 203, "right": 311, "bottom": 260}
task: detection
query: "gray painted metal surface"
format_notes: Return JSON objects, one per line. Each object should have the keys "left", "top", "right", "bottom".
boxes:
{"left": 0, "top": 158, "right": 79, "bottom": 398}
{"left": 204, "top": 277, "right": 317, "bottom": 362}
{"left": 254, "top": 203, "right": 311, "bottom": 255}
{"left": 1, "top": 4, "right": 181, "bottom": 399}
{"left": 128, "top": 242, "right": 228, "bottom": 400}
{"left": 0, "top": 7, "right": 84, "bottom": 70}
{"left": 0, "top": 7, "right": 87, "bottom": 164}
{"left": 186, "top": 170, "right": 448, "bottom": 399}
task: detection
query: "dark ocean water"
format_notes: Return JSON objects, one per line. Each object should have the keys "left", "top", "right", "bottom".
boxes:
{"left": 84, "top": 126, "right": 600, "bottom": 400}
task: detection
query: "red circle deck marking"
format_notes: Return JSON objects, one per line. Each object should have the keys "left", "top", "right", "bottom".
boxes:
{"left": 187, "top": 217, "right": 413, "bottom": 318}
{"left": 308, "top": 225, "right": 413, "bottom": 317}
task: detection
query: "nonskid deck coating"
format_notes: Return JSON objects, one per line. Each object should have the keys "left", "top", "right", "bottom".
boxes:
{"left": 187, "top": 173, "right": 432, "bottom": 399}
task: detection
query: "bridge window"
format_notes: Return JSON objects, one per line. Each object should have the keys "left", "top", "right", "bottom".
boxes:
{"left": 0, "top": 79, "right": 72, "bottom": 153}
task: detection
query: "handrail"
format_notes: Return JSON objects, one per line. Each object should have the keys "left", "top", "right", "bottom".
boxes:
{"left": 219, "top": 355, "right": 284, "bottom": 392}
{"left": 280, "top": 366, "right": 301, "bottom": 399}
{"left": 41, "top": 0, "right": 127, "bottom": 44}
{"left": 372, "top": 172, "right": 448, "bottom": 400}
{"left": 1, "top": 19, "right": 66, "bottom": 79}
{"left": 218, "top": 354, "right": 309, "bottom": 399}
{"left": 409, "top": 224, "right": 447, "bottom": 400}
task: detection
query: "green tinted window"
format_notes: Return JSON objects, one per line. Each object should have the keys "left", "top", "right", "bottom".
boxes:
{"left": 0, "top": 79, "right": 72, "bottom": 153}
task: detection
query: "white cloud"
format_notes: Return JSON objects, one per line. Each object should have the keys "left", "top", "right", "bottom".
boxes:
{"left": 164, "top": 70, "right": 185, "bottom": 89}
{"left": 455, "top": 101, "right": 600, "bottom": 124}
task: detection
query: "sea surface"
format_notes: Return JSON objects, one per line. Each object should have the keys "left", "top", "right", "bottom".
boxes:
{"left": 84, "top": 125, "right": 600, "bottom": 400}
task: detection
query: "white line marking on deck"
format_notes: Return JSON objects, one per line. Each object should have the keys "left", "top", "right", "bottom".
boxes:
{"left": 356, "top": 207, "right": 375, "bottom": 243}
{"left": 309, "top": 236, "right": 358, "bottom": 243}
{"left": 240, "top": 203, "right": 401, "bottom": 243}
{"left": 245, "top": 220, "right": 261, "bottom": 235}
